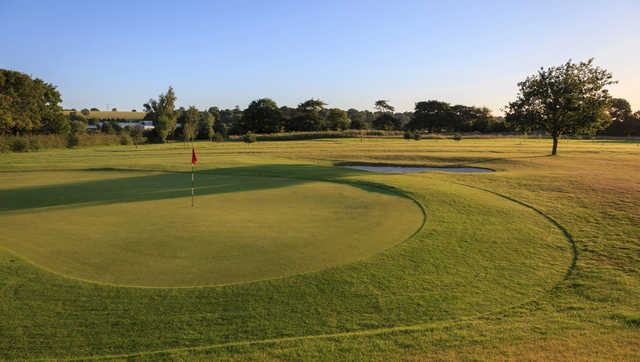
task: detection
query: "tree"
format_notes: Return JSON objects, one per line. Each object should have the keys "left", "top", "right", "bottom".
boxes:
{"left": 505, "top": 59, "right": 615, "bottom": 155}
{"left": 90, "top": 108, "right": 99, "bottom": 111}
{"left": 373, "top": 100, "right": 399, "bottom": 130}
{"left": 348, "top": 109, "right": 366, "bottom": 130}
{"left": 374, "top": 100, "right": 395, "bottom": 113}
{"left": 241, "top": 98, "right": 282, "bottom": 133}
{"left": 143, "top": 86, "right": 177, "bottom": 142}
{"left": 286, "top": 99, "right": 327, "bottom": 131}
{"left": 130, "top": 124, "right": 144, "bottom": 148}
{"left": 101, "top": 121, "right": 115, "bottom": 134}
{"left": 373, "top": 113, "right": 399, "bottom": 130}
{"left": 0, "top": 69, "right": 66, "bottom": 135}
{"left": 81, "top": 108, "right": 90, "bottom": 116}
{"left": 407, "top": 100, "right": 451, "bottom": 132}
{"left": 111, "top": 107, "right": 117, "bottom": 111}
{"left": 182, "top": 106, "right": 199, "bottom": 143}
{"left": 154, "top": 114, "right": 171, "bottom": 141}
{"left": 68, "top": 111, "right": 85, "bottom": 122}
{"left": 197, "top": 111, "right": 215, "bottom": 140}
{"left": 325, "top": 108, "right": 351, "bottom": 130}
{"left": 608, "top": 98, "right": 632, "bottom": 122}
{"left": 42, "top": 112, "right": 71, "bottom": 134}
{"left": 70, "top": 120, "right": 86, "bottom": 134}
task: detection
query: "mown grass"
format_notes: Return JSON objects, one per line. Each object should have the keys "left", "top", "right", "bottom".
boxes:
{"left": 0, "top": 169, "right": 423, "bottom": 287}
{"left": 0, "top": 138, "right": 638, "bottom": 360}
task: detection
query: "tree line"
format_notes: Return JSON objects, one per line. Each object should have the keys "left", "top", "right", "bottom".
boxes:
{"left": 2, "top": 63, "right": 640, "bottom": 154}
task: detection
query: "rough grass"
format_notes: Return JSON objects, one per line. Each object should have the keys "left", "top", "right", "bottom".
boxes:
{"left": 0, "top": 138, "right": 638, "bottom": 360}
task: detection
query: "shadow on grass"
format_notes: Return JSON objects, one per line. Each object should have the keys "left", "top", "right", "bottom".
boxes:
{"left": 334, "top": 154, "right": 551, "bottom": 168}
{"left": 0, "top": 164, "right": 373, "bottom": 212}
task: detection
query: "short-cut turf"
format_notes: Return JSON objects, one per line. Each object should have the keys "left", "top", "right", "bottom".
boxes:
{"left": 1, "top": 171, "right": 423, "bottom": 287}
{"left": 0, "top": 138, "right": 637, "bottom": 360}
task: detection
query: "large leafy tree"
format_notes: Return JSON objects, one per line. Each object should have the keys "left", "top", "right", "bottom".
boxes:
{"left": 241, "top": 98, "right": 282, "bottom": 133}
{"left": 505, "top": 59, "right": 615, "bottom": 155}
{"left": 143, "top": 86, "right": 177, "bottom": 142}
{"left": 0, "top": 69, "right": 67, "bottom": 135}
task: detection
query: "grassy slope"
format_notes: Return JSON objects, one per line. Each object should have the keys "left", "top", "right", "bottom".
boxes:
{"left": 62, "top": 110, "right": 146, "bottom": 120}
{"left": 0, "top": 138, "right": 637, "bottom": 360}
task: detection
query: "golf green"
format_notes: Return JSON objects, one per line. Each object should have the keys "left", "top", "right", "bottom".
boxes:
{"left": 0, "top": 171, "right": 424, "bottom": 287}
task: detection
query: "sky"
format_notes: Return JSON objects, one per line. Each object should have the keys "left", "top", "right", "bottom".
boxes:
{"left": 1, "top": 0, "right": 638, "bottom": 114}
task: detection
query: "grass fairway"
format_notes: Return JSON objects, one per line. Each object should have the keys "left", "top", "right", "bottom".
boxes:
{"left": 0, "top": 138, "right": 638, "bottom": 360}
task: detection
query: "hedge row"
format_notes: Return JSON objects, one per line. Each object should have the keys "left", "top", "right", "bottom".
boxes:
{"left": 0, "top": 134, "right": 124, "bottom": 153}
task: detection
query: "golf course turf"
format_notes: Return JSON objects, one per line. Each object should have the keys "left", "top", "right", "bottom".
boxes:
{"left": 0, "top": 138, "right": 638, "bottom": 360}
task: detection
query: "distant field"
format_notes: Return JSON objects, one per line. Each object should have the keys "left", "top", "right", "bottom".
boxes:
{"left": 0, "top": 138, "right": 638, "bottom": 360}
{"left": 62, "top": 110, "right": 146, "bottom": 120}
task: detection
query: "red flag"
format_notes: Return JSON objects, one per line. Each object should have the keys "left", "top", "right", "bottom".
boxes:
{"left": 192, "top": 147, "right": 198, "bottom": 164}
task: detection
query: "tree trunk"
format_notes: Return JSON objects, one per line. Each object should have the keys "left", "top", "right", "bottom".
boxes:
{"left": 551, "top": 134, "right": 559, "bottom": 155}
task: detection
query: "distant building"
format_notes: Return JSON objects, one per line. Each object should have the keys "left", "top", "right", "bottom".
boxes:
{"left": 87, "top": 120, "right": 155, "bottom": 131}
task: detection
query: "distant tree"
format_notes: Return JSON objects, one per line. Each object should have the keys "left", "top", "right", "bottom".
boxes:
{"left": 70, "top": 120, "right": 86, "bottom": 134}
{"left": 608, "top": 98, "right": 632, "bottom": 122}
{"left": 153, "top": 114, "right": 171, "bottom": 141}
{"left": 132, "top": 109, "right": 137, "bottom": 112}
{"left": 348, "top": 109, "right": 366, "bottom": 129}
{"left": 0, "top": 69, "right": 66, "bottom": 135}
{"left": 182, "top": 106, "right": 199, "bottom": 143}
{"left": 81, "top": 108, "right": 90, "bottom": 116}
{"left": 197, "top": 111, "right": 215, "bottom": 140}
{"left": 373, "top": 113, "right": 399, "bottom": 130}
{"left": 143, "top": 86, "right": 177, "bottom": 142}
{"left": 600, "top": 98, "right": 632, "bottom": 136}
{"left": 374, "top": 100, "right": 395, "bottom": 113}
{"left": 243, "top": 131, "right": 256, "bottom": 143}
{"left": 101, "top": 121, "right": 114, "bottom": 134}
{"left": 373, "top": 100, "right": 399, "bottom": 130}
{"left": 630, "top": 111, "right": 640, "bottom": 136}
{"left": 112, "top": 107, "right": 117, "bottom": 111}
{"left": 208, "top": 106, "right": 221, "bottom": 121}
{"left": 286, "top": 99, "right": 326, "bottom": 131}
{"left": 325, "top": 108, "right": 351, "bottom": 130}
{"left": 505, "top": 59, "right": 615, "bottom": 155}
{"left": 43, "top": 112, "right": 71, "bottom": 134}
{"left": 68, "top": 111, "right": 85, "bottom": 122}
{"left": 90, "top": 107, "right": 99, "bottom": 111}
{"left": 407, "top": 100, "right": 451, "bottom": 132}
{"left": 241, "top": 98, "right": 282, "bottom": 133}
{"left": 130, "top": 124, "right": 144, "bottom": 148}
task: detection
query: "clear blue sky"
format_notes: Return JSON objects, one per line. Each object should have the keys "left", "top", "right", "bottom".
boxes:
{"left": 1, "top": 0, "right": 638, "bottom": 114}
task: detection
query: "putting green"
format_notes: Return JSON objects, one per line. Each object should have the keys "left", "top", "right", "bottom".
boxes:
{"left": 0, "top": 171, "right": 423, "bottom": 287}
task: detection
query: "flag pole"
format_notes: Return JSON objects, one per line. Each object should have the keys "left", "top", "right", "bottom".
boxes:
{"left": 191, "top": 146, "right": 198, "bottom": 207}
{"left": 191, "top": 162, "right": 195, "bottom": 207}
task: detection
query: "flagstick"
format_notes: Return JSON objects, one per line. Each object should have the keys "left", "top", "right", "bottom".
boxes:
{"left": 191, "top": 163, "right": 195, "bottom": 207}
